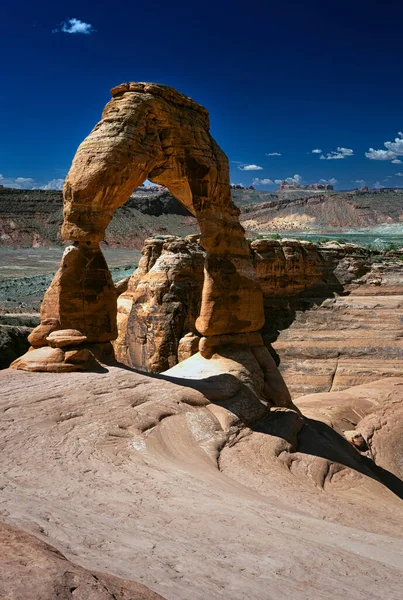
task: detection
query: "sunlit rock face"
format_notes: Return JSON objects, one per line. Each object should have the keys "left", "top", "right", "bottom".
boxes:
{"left": 114, "top": 236, "right": 403, "bottom": 399}
{"left": 62, "top": 82, "right": 264, "bottom": 338}
{"left": 114, "top": 235, "right": 204, "bottom": 373}
{"left": 12, "top": 82, "right": 266, "bottom": 373}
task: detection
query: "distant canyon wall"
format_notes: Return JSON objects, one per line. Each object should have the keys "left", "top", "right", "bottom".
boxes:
{"left": 1, "top": 187, "right": 403, "bottom": 248}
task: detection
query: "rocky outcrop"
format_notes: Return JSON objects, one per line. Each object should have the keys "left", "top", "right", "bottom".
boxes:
{"left": 114, "top": 235, "right": 204, "bottom": 372}
{"left": 0, "top": 521, "right": 166, "bottom": 600}
{"left": 271, "top": 244, "right": 403, "bottom": 397}
{"left": 113, "top": 235, "right": 403, "bottom": 398}
{"left": 12, "top": 82, "right": 265, "bottom": 375}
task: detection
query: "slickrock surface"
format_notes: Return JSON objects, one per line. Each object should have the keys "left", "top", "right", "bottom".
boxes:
{"left": 1, "top": 364, "right": 402, "bottom": 600}
{"left": 0, "top": 522, "right": 167, "bottom": 600}
{"left": 295, "top": 378, "right": 403, "bottom": 486}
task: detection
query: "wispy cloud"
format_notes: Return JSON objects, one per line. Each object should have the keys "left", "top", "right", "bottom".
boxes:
{"left": 320, "top": 147, "right": 354, "bottom": 160}
{"left": 53, "top": 18, "right": 95, "bottom": 35}
{"left": 252, "top": 178, "right": 274, "bottom": 185}
{"left": 365, "top": 131, "right": 403, "bottom": 161}
{"left": 238, "top": 164, "right": 263, "bottom": 171}
{"left": 311, "top": 148, "right": 322, "bottom": 154}
{"left": 392, "top": 159, "right": 402, "bottom": 164}
{"left": 265, "top": 152, "right": 281, "bottom": 156}
{"left": 320, "top": 178, "right": 338, "bottom": 185}
{"left": 374, "top": 181, "right": 383, "bottom": 189}
{"left": 15, "top": 177, "right": 35, "bottom": 184}
{"left": 353, "top": 179, "right": 366, "bottom": 184}
{"left": 396, "top": 172, "right": 403, "bottom": 177}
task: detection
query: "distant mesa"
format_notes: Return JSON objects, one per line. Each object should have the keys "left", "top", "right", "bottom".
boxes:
{"left": 279, "top": 181, "right": 334, "bottom": 191}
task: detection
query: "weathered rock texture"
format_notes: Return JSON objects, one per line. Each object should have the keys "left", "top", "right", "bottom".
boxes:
{"left": 0, "top": 522, "right": 167, "bottom": 600}
{"left": 13, "top": 82, "right": 264, "bottom": 372}
{"left": 115, "top": 235, "right": 204, "bottom": 372}
{"left": 62, "top": 82, "right": 263, "bottom": 339}
{"left": 114, "top": 236, "right": 403, "bottom": 397}
{"left": 268, "top": 242, "right": 403, "bottom": 396}
{"left": 1, "top": 366, "right": 402, "bottom": 600}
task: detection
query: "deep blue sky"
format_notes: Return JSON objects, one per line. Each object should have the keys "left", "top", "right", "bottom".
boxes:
{"left": 1, "top": 0, "right": 403, "bottom": 191}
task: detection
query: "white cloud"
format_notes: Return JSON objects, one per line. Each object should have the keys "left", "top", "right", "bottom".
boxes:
{"left": 274, "top": 179, "right": 283, "bottom": 184}
{"left": 265, "top": 152, "right": 281, "bottom": 156}
{"left": 365, "top": 149, "right": 396, "bottom": 161}
{"left": 320, "top": 147, "right": 354, "bottom": 160}
{"left": 0, "top": 175, "right": 37, "bottom": 189}
{"left": 337, "top": 147, "right": 354, "bottom": 156}
{"left": 252, "top": 178, "right": 274, "bottom": 185}
{"left": 311, "top": 149, "right": 322, "bottom": 154}
{"left": 353, "top": 179, "right": 366, "bottom": 184}
{"left": 392, "top": 159, "right": 402, "bottom": 164}
{"left": 374, "top": 181, "right": 383, "bottom": 189}
{"left": 0, "top": 174, "right": 65, "bottom": 190}
{"left": 238, "top": 164, "right": 263, "bottom": 171}
{"left": 365, "top": 131, "right": 403, "bottom": 161}
{"left": 396, "top": 172, "right": 403, "bottom": 177}
{"left": 53, "top": 18, "right": 95, "bottom": 35}
{"left": 40, "top": 178, "right": 65, "bottom": 190}
{"left": 320, "top": 178, "right": 338, "bottom": 185}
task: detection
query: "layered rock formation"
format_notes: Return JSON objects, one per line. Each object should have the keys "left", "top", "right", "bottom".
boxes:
{"left": 113, "top": 235, "right": 403, "bottom": 398}
{"left": 271, "top": 243, "right": 403, "bottom": 396}
{"left": 12, "top": 82, "right": 265, "bottom": 373}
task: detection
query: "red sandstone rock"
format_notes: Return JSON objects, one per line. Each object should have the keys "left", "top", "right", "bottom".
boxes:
{"left": 0, "top": 521, "right": 166, "bottom": 600}
{"left": 14, "top": 83, "right": 265, "bottom": 372}
{"left": 61, "top": 82, "right": 264, "bottom": 339}
{"left": 46, "top": 329, "right": 88, "bottom": 348}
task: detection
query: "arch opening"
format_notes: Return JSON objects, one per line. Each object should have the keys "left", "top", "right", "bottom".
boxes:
{"left": 12, "top": 82, "right": 265, "bottom": 372}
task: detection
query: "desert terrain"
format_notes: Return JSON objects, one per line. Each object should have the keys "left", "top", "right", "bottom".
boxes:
{"left": 1, "top": 81, "right": 403, "bottom": 600}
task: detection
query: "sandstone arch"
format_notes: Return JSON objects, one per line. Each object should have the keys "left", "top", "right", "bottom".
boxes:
{"left": 12, "top": 83, "right": 265, "bottom": 371}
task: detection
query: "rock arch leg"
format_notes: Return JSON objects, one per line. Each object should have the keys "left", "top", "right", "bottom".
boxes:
{"left": 11, "top": 83, "right": 264, "bottom": 372}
